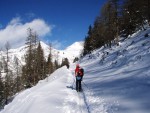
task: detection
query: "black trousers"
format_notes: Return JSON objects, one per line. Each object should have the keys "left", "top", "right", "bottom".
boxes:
{"left": 76, "top": 77, "right": 81, "bottom": 91}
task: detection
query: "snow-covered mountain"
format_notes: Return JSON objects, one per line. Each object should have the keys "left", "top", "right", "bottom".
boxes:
{"left": 1, "top": 28, "right": 150, "bottom": 113}
{"left": 37, "top": 41, "right": 83, "bottom": 63}
{"left": 0, "top": 41, "right": 83, "bottom": 74}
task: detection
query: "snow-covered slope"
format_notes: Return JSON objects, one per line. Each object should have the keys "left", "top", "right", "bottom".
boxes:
{"left": 0, "top": 66, "right": 73, "bottom": 113}
{"left": 78, "top": 28, "right": 150, "bottom": 113}
{"left": 1, "top": 28, "right": 150, "bottom": 113}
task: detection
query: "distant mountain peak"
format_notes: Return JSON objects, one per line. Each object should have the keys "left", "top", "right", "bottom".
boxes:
{"left": 0, "top": 41, "right": 84, "bottom": 74}
{"left": 65, "top": 41, "right": 84, "bottom": 51}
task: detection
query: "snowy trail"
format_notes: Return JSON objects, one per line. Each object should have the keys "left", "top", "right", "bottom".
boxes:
{"left": 0, "top": 64, "right": 110, "bottom": 113}
{"left": 77, "top": 91, "right": 90, "bottom": 113}
{"left": 0, "top": 66, "right": 90, "bottom": 113}
{"left": 67, "top": 65, "right": 107, "bottom": 113}
{"left": 64, "top": 66, "right": 90, "bottom": 113}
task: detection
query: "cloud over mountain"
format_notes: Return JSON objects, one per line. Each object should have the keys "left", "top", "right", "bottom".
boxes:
{"left": 0, "top": 17, "right": 52, "bottom": 49}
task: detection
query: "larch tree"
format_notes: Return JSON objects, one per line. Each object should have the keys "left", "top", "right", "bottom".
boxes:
{"left": 46, "top": 43, "right": 54, "bottom": 75}
{"left": 22, "top": 28, "right": 38, "bottom": 87}
{"left": 36, "top": 42, "right": 46, "bottom": 81}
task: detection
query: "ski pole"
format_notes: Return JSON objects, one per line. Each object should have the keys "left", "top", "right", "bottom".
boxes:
{"left": 72, "top": 78, "right": 76, "bottom": 89}
{"left": 82, "top": 81, "right": 93, "bottom": 93}
{"left": 82, "top": 81, "right": 89, "bottom": 89}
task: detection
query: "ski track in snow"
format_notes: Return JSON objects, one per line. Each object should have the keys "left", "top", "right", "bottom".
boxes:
{"left": 63, "top": 66, "right": 111, "bottom": 113}
{"left": 63, "top": 68, "right": 88, "bottom": 113}
{"left": 63, "top": 67, "right": 90, "bottom": 113}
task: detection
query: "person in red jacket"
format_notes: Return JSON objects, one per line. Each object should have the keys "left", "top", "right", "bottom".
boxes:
{"left": 75, "top": 64, "right": 83, "bottom": 92}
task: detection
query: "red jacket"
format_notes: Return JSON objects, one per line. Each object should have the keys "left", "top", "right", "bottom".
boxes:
{"left": 75, "top": 66, "right": 83, "bottom": 76}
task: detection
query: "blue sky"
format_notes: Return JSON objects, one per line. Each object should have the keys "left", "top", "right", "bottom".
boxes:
{"left": 0, "top": 0, "right": 105, "bottom": 49}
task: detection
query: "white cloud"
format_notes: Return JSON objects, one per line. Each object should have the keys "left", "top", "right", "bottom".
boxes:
{"left": 0, "top": 17, "right": 52, "bottom": 49}
{"left": 9, "top": 17, "right": 22, "bottom": 25}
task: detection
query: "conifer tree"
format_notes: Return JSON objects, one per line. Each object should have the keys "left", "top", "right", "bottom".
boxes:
{"left": 36, "top": 42, "right": 46, "bottom": 81}
{"left": 0, "top": 72, "right": 4, "bottom": 109}
{"left": 22, "top": 28, "right": 38, "bottom": 87}
{"left": 46, "top": 43, "right": 54, "bottom": 74}
{"left": 121, "top": 0, "right": 145, "bottom": 35}
{"left": 82, "top": 26, "right": 93, "bottom": 55}
{"left": 73, "top": 57, "right": 79, "bottom": 63}
{"left": 82, "top": 0, "right": 149, "bottom": 57}
{"left": 148, "top": 0, "right": 150, "bottom": 25}
{"left": 14, "top": 57, "right": 22, "bottom": 92}
{"left": 110, "top": 0, "right": 121, "bottom": 45}
{"left": 101, "top": 1, "right": 114, "bottom": 47}
{"left": 3, "top": 41, "right": 11, "bottom": 105}
{"left": 91, "top": 17, "right": 105, "bottom": 49}
{"left": 61, "top": 58, "right": 70, "bottom": 69}
{"left": 54, "top": 60, "right": 59, "bottom": 70}
{"left": 46, "top": 54, "right": 53, "bottom": 74}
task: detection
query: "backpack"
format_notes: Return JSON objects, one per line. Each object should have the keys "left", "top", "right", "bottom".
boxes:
{"left": 79, "top": 68, "right": 84, "bottom": 76}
